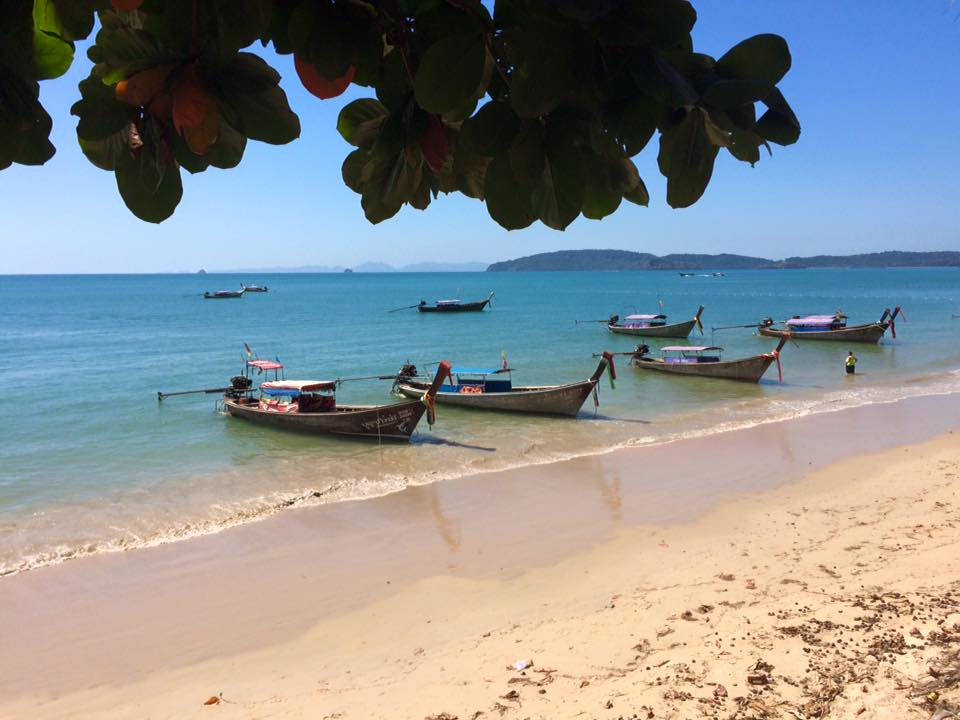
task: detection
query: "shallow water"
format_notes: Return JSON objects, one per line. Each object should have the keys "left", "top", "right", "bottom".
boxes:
{"left": 1, "top": 268, "right": 958, "bottom": 575}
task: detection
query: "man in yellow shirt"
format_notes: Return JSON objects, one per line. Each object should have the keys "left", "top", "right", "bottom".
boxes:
{"left": 845, "top": 351, "right": 858, "bottom": 375}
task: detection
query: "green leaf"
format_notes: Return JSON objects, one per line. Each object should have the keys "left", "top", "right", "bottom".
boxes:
{"left": 375, "top": 49, "right": 412, "bottom": 112}
{"left": 509, "top": 31, "right": 577, "bottom": 118}
{"left": 215, "top": 52, "right": 300, "bottom": 145}
{"left": 756, "top": 88, "right": 800, "bottom": 146}
{"left": 484, "top": 152, "right": 534, "bottom": 230}
{"left": 342, "top": 148, "right": 366, "bottom": 192}
{"left": 459, "top": 101, "right": 520, "bottom": 156}
{"left": 507, "top": 122, "right": 545, "bottom": 182}
{"left": 604, "top": 95, "right": 658, "bottom": 156}
{"left": 72, "top": 75, "right": 131, "bottom": 141}
{"left": 174, "top": 117, "right": 247, "bottom": 173}
{"left": 217, "top": 0, "right": 272, "bottom": 56}
{"left": 716, "top": 34, "right": 791, "bottom": 86}
{"left": 414, "top": 33, "right": 486, "bottom": 114}
{"left": 79, "top": 129, "right": 127, "bottom": 171}
{"left": 531, "top": 147, "right": 584, "bottom": 230}
{"left": 623, "top": 0, "right": 697, "bottom": 48}
{"left": 657, "top": 107, "right": 719, "bottom": 208}
{"left": 701, "top": 79, "right": 771, "bottom": 109}
{"left": 581, "top": 155, "right": 621, "bottom": 220}
{"left": 114, "top": 125, "right": 183, "bottom": 223}
{"left": 623, "top": 176, "right": 649, "bottom": 206}
{"left": 95, "top": 27, "right": 170, "bottom": 84}
{"left": 33, "top": 0, "right": 97, "bottom": 42}
{"left": 0, "top": 68, "right": 55, "bottom": 169}
{"left": 337, "top": 99, "right": 388, "bottom": 148}
{"left": 31, "top": 28, "right": 74, "bottom": 80}
{"left": 727, "top": 127, "right": 762, "bottom": 165}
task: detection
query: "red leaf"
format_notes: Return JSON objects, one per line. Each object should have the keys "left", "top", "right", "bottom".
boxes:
{"left": 422, "top": 114, "right": 449, "bottom": 172}
{"left": 110, "top": 0, "right": 144, "bottom": 10}
{"left": 173, "top": 66, "right": 207, "bottom": 132}
{"left": 294, "top": 55, "right": 355, "bottom": 100}
{"left": 116, "top": 64, "right": 175, "bottom": 108}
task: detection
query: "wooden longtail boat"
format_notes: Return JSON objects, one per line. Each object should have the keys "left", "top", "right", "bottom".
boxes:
{"left": 240, "top": 284, "right": 268, "bottom": 292}
{"left": 607, "top": 305, "right": 704, "bottom": 338}
{"left": 758, "top": 307, "right": 901, "bottom": 343}
{"left": 418, "top": 292, "right": 494, "bottom": 313}
{"left": 629, "top": 336, "right": 788, "bottom": 383}
{"left": 222, "top": 358, "right": 452, "bottom": 441}
{"left": 204, "top": 289, "right": 244, "bottom": 299}
{"left": 393, "top": 353, "right": 617, "bottom": 417}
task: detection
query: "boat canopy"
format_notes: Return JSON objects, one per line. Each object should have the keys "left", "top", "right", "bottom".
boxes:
{"left": 451, "top": 366, "right": 509, "bottom": 376}
{"left": 625, "top": 313, "right": 666, "bottom": 320}
{"left": 786, "top": 315, "right": 841, "bottom": 326}
{"left": 436, "top": 299, "right": 461, "bottom": 305}
{"left": 661, "top": 345, "right": 722, "bottom": 353}
{"left": 248, "top": 359, "right": 283, "bottom": 371}
{"left": 260, "top": 380, "right": 336, "bottom": 396}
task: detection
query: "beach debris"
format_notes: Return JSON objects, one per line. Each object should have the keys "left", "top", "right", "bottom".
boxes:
{"left": 713, "top": 684, "right": 728, "bottom": 698}
{"left": 680, "top": 610, "right": 696, "bottom": 621}
{"left": 499, "top": 689, "right": 520, "bottom": 702}
{"left": 203, "top": 694, "right": 221, "bottom": 706}
{"left": 718, "top": 572, "right": 736, "bottom": 581}
{"left": 747, "top": 658, "right": 775, "bottom": 686}
{"left": 511, "top": 659, "right": 532, "bottom": 671}
{"left": 424, "top": 714, "right": 458, "bottom": 720}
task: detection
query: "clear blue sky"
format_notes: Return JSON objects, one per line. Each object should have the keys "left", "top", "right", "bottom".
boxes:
{"left": 2, "top": 1, "right": 959, "bottom": 273}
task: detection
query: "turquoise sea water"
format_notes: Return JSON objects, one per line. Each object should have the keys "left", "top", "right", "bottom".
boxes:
{"left": 1, "top": 269, "right": 958, "bottom": 576}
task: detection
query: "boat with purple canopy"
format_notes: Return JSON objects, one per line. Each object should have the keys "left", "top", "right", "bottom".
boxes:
{"left": 607, "top": 305, "right": 704, "bottom": 338}
{"left": 758, "top": 307, "right": 901, "bottom": 343}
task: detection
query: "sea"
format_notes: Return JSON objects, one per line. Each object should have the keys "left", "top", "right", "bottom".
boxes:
{"left": 1, "top": 269, "right": 959, "bottom": 577}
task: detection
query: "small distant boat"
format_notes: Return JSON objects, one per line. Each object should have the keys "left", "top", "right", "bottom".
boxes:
{"left": 222, "top": 358, "right": 452, "bottom": 441}
{"left": 240, "top": 284, "right": 268, "bottom": 293}
{"left": 418, "top": 291, "right": 494, "bottom": 313}
{"left": 678, "top": 272, "right": 695, "bottom": 277}
{"left": 628, "top": 336, "right": 787, "bottom": 383}
{"left": 393, "top": 353, "right": 616, "bottom": 416}
{"left": 204, "top": 289, "right": 244, "bottom": 299}
{"left": 758, "top": 307, "right": 901, "bottom": 343}
{"left": 607, "top": 306, "right": 704, "bottom": 338}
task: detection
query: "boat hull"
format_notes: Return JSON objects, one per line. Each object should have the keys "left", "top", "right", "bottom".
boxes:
{"left": 759, "top": 323, "right": 887, "bottom": 343}
{"left": 608, "top": 319, "right": 696, "bottom": 338}
{"left": 223, "top": 398, "right": 427, "bottom": 440}
{"left": 418, "top": 299, "right": 490, "bottom": 313}
{"left": 631, "top": 355, "right": 776, "bottom": 383}
{"left": 395, "top": 379, "right": 597, "bottom": 416}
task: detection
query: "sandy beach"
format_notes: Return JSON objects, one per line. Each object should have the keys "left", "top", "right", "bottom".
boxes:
{"left": 2, "top": 393, "right": 959, "bottom": 719}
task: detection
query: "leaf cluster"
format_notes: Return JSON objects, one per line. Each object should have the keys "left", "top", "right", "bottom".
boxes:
{"left": 0, "top": 0, "right": 800, "bottom": 227}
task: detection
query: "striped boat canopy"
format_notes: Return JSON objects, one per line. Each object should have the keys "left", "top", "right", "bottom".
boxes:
{"left": 661, "top": 346, "right": 722, "bottom": 353}
{"left": 625, "top": 313, "right": 666, "bottom": 320}
{"left": 248, "top": 359, "right": 283, "bottom": 370}
{"left": 261, "top": 380, "right": 336, "bottom": 395}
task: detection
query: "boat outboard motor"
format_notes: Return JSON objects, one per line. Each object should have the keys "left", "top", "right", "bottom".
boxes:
{"left": 634, "top": 344, "right": 650, "bottom": 357}
{"left": 397, "top": 363, "right": 418, "bottom": 380}
{"left": 609, "top": 314, "right": 619, "bottom": 325}
{"left": 227, "top": 375, "right": 253, "bottom": 399}
{"left": 759, "top": 317, "right": 774, "bottom": 328}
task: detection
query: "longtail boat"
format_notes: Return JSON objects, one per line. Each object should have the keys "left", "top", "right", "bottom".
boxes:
{"left": 628, "top": 336, "right": 787, "bottom": 383}
{"left": 204, "top": 289, "right": 244, "bottom": 299}
{"left": 240, "top": 284, "right": 268, "bottom": 292}
{"left": 607, "top": 305, "right": 704, "bottom": 338}
{"left": 418, "top": 291, "right": 494, "bottom": 313}
{"left": 758, "top": 307, "right": 901, "bottom": 343}
{"left": 393, "top": 353, "right": 617, "bottom": 416}
{"left": 222, "top": 358, "right": 452, "bottom": 441}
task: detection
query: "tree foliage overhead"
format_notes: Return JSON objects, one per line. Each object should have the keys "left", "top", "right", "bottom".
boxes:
{"left": 0, "top": 0, "right": 800, "bottom": 228}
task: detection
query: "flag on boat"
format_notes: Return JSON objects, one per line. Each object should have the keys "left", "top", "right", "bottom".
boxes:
{"left": 243, "top": 342, "right": 253, "bottom": 358}
{"left": 501, "top": 351, "right": 508, "bottom": 370}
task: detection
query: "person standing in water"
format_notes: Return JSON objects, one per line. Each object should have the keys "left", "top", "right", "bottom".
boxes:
{"left": 845, "top": 351, "right": 858, "bottom": 375}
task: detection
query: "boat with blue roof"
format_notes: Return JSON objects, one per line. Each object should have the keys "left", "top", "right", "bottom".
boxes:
{"left": 392, "top": 353, "right": 617, "bottom": 416}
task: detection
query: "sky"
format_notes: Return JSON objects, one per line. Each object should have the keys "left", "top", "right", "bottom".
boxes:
{"left": 2, "top": 1, "right": 959, "bottom": 273}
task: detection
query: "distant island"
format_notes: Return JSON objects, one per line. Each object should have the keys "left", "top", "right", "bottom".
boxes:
{"left": 486, "top": 250, "right": 960, "bottom": 272}
{"left": 219, "top": 261, "right": 487, "bottom": 273}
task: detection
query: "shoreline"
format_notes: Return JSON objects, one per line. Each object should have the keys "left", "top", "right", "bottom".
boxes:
{"left": 0, "top": 392, "right": 958, "bottom": 717}
{"left": 5, "top": 372, "right": 960, "bottom": 580}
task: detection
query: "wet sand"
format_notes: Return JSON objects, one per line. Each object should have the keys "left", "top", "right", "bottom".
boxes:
{"left": 1, "top": 392, "right": 959, "bottom": 718}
